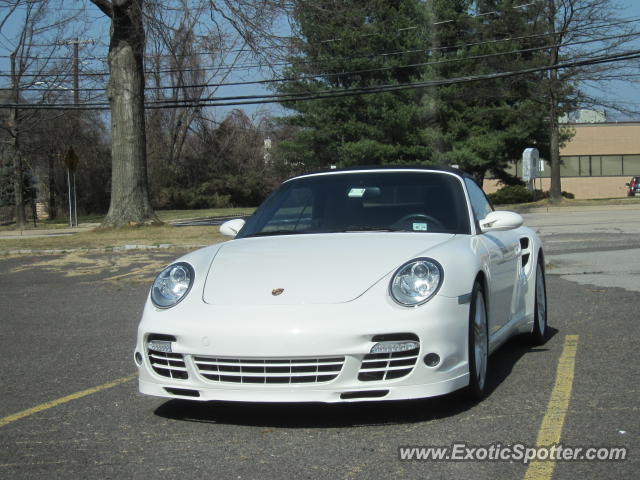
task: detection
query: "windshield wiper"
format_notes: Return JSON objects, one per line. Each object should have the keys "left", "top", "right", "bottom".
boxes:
{"left": 341, "top": 226, "right": 402, "bottom": 232}
{"left": 246, "top": 226, "right": 405, "bottom": 236}
{"left": 244, "top": 230, "right": 301, "bottom": 238}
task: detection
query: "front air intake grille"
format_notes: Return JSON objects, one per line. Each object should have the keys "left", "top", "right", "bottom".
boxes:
{"left": 147, "top": 350, "right": 188, "bottom": 380}
{"left": 193, "top": 356, "right": 345, "bottom": 384}
{"left": 358, "top": 347, "right": 419, "bottom": 381}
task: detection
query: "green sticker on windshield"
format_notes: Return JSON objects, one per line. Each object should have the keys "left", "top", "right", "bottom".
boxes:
{"left": 413, "top": 222, "right": 428, "bottom": 231}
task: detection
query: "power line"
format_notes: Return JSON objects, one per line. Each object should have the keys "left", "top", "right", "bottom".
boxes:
{"left": 282, "top": 2, "right": 538, "bottom": 46}
{"left": 4, "top": 22, "right": 639, "bottom": 87}
{"left": 124, "top": 0, "right": 539, "bottom": 57}
{"left": 10, "top": 29, "right": 640, "bottom": 94}
{"left": 147, "top": 49, "right": 640, "bottom": 108}
{"left": 5, "top": 48, "right": 639, "bottom": 110}
{"left": 3, "top": 15, "right": 638, "bottom": 75}
{"left": 142, "top": 30, "right": 639, "bottom": 91}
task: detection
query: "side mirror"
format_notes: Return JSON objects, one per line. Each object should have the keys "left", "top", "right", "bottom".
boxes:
{"left": 220, "top": 218, "right": 246, "bottom": 238}
{"left": 479, "top": 211, "right": 523, "bottom": 233}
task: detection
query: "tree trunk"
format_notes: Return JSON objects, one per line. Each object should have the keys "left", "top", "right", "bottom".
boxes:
{"left": 426, "top": 1, "right": 444, "bottom": 159}
{"left": 11, "top": 143, "right": 26, "bottom": 228}
{"left": 547, "top": 0, "right": 562, "bottom": 203}
{"left": 102, "top": 0, "right": 158, "bottom": 227}
{"left": 549, "top": 91, "right": 562, "bottom": 203}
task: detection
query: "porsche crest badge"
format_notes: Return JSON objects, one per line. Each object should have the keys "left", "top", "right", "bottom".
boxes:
{"left": 271, "top": 288, "right": 285, "bottom": 296}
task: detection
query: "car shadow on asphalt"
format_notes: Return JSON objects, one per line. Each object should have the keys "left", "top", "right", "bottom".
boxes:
{"left": 154, "top": 328, "right": 558, "bottom": 428}
{"left": 485, "top": 327, "right": 558, "bottom": 396}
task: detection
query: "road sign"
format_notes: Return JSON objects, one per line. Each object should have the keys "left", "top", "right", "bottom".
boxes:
{"left": 64, "top": 147, "right": 79, "bottom": 172}
{"left": 522, "top": 148, "right": 540, "bottom": 182}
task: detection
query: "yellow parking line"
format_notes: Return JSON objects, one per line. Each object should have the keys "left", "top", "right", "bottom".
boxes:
{"left": 0, "top": 374, "right": 136, "bottom": 428}
{"left": 523, "top": 335, "right": 579, "bottom": 480}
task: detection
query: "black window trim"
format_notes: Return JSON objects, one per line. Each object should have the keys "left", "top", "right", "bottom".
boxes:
{"left": 462, "top": 174, "right": 495, "bottom": 235}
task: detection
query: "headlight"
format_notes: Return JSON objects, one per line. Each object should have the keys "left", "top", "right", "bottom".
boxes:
{"left": 390, "top": 258, "right": 443, "bottom": 306}
{"left": 151, "top": 262, "right": 195, "bottom": 308}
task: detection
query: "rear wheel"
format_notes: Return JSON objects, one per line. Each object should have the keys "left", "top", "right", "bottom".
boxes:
{"left": 530, "top": 259, "right": 548, "bottom": 345}
{"left": 465, "top": 281, "right": 488, "bottom": 400}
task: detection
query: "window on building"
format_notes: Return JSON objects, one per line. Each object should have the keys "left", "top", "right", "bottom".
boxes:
{"left": 623, "top": 155, "right": 640, "bottom": 175}
{"left": 579, "top": 156, "right": 591, "bottom": 176}
{"left": 591, "top": 156, "right": 602, "bottom": 176}
{"left": 601, "top": 155, "right": 623, "bottom": 176}
{"left": 496, "top": 153, "right": 640, "bottom": 178}
{"left": 560, "top": 156, "right": 580, "bottom": 176}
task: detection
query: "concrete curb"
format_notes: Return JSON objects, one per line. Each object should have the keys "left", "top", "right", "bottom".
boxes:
{"left": 513, "top": 204, "right": 640, "bottom": 214}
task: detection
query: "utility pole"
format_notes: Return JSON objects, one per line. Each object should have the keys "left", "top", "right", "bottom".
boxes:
{"left": 9, "top": 51, "right": 27, "bottom": 228}
{"left": 67, "top": 38, "right": 93, "bottom": 105}
{"left": 73, "top": 38, "right": 79, "bottom": 105}
{"left": 546, "top": 0, "right": 562, "bottom": 203}
{"left": 65, "top": 38, "right": 92, "bottom": 227}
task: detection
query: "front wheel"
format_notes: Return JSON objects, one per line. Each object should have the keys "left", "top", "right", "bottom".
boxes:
{"left": 530, "top": 259, "right": 548, "bottom": 345}
{"left": 465, "top": 281, "right": 489, "bottom": 400}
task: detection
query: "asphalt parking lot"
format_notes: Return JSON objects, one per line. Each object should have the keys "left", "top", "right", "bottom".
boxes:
{"left": 1, "top": 207, "right": 639, "bottom": 479}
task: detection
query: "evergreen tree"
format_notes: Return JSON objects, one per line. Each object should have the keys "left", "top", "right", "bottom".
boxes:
{"left": 276, "top": 0, "right": 438, "bottom": 169}
{"left": 432, "top": 0, "right": 550, "bottom": 184}
{"left": 277, "top": 0, "right": 553, "bottom": 183}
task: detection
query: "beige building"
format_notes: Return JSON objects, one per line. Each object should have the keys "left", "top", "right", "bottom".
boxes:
{"left": 484, "top": 122, "right": 640, "bottom": 198}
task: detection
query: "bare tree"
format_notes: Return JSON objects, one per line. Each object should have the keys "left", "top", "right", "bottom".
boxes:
{"left": 86, "top": 0, "right": 287, "bottom": 226}
{"left": 536, "top": 0, "right": 640, "bottom": 202}
{"left": 0, "top": 0, "right": 85, "bottom": 227}
{"left": 144, "top": 1, "right": 284, "bottom": 188}
{"left": 146, "top": 2, "right": 223, "bottom": 169}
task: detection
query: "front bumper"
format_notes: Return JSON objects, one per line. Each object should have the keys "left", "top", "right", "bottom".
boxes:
{"left": 135, "top": 293, "right": 472, "bottom": 403}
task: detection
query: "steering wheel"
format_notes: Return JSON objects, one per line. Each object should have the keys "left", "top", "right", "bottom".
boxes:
{"left": 392, "top": 213, "right": 445, "bottom": 231}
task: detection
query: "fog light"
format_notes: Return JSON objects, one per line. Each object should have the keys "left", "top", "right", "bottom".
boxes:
{"left": 148, "top": 340, "right": 172, "bottom": 353}
{"left": 423, "top": 353, "right": 440, "bottom": 367}
{"left": 370, "top": 341, "right": 419, "bottom": 354}
{"left": 134, "top": 351, "right": 143, "bottom": 365}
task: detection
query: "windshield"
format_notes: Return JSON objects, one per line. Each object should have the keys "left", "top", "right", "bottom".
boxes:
{"left": 237, "top": 171, "right": 471, "bottom": 238}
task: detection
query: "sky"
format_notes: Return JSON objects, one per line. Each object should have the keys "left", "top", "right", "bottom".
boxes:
{"left": 0, "top": 1, "right": 638, "bottom": 121}
{"left": 581, "top": 0, "right": 640, "bottom": 118}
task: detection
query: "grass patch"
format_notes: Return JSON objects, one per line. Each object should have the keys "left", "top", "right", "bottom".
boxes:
{"left": 0, "top": 207, "right": 253, "bottom": 232}
{"left": 0, "top": 224, "right": 227, "bottom": 251}
{"left": 9, "top": 251, "right": 172, "bottom": 283}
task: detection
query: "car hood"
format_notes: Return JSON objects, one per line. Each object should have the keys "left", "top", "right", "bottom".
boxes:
{"left": 202, "top": 233, "right": 455, "bottom": 305}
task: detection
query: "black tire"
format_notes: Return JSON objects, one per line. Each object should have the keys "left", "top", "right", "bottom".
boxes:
{"left": 464, "top": 281, "right": 489, "bottom": 400}
{"left": 530, "top": 259, "right": 548, "bottom": 345}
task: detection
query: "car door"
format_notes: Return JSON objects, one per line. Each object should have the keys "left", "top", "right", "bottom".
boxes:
{"left": 465, "top": 178, "right": 520, "bottom": 335}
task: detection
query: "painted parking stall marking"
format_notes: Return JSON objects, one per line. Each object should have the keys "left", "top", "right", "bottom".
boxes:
{"left": 523, "top": 335, "right": 579, "bottom": 480}
{"left": 0, "top": 375, "right": 135, "bottom": 428}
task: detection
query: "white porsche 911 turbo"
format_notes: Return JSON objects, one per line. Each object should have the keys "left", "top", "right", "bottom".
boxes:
{"left": 135, "top": 167, "right": 547, "bottom": 403}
